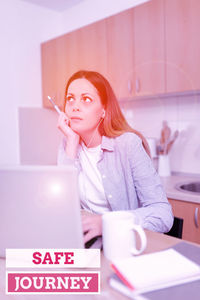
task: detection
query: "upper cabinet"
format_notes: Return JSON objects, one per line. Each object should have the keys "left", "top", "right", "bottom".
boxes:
{"left": 133, "top": 0, "right": 165, "bottom": 96}
{"left": 41, "top": 37, "right": 62, "bottom": 109}
{"left": 106, "top": 9, "right": 134, "bottom": 99}
{"left": 41, "top": 19, "right": 107, "bottom": 108}
{"left": 165, "top": 0, "right": 200, "bottom": 93}
{"left": 41, "top": 0, "right": 200, "bottom": 108}
{"left": 41, "top": 34, "right": 73, "bottom": 109}
{"left": 76, "top": 20, "right": 107, "bottom": 76}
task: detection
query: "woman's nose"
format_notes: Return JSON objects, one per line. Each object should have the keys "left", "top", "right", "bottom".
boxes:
{"left": 72, "top": 99, "right": 80, "bottom": 112}
{"left": 72, "top": 107, "right": 80, "bottom": 112}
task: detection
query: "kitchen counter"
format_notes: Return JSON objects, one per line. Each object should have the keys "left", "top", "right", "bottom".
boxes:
{"left": 161, "top": 174, "right": 200, "bottom": 204}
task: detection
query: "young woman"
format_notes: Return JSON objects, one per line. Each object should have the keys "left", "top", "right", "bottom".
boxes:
{"left": 57, "top": 70, "right": 173, "bottom": 244}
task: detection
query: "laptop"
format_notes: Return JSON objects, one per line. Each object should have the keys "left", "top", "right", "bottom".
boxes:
{"left": 0, "top": 165, "right": 85, "bottom": 258}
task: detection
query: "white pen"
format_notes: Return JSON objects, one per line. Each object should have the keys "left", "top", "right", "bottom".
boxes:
{"left": 47, "top": 96, "right": 62, "bottom": 115}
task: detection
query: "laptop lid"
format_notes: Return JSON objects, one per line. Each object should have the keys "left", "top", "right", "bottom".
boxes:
{"left": 0, "top": 165, "right": 84, "bottom": 258}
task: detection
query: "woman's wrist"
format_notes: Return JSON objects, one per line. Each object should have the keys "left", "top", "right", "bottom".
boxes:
{"left": 65, "top": 137, "right": 79, "bottom": 159}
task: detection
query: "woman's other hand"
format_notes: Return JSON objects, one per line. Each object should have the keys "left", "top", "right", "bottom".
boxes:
{"left": 81, "top": 210, "right": 102, "bottom": 244}
{"left": 57, "top": 112, "right": 80, "bottom": 159}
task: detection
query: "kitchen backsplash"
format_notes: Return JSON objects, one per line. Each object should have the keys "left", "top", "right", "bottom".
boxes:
{"left": 120, "top": 91, "right": 200, "bottom": 175}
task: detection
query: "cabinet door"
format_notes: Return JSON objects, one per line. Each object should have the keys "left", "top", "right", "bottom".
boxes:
{"left": 76, "top": 19, "right": 107, "bottom": 77}
{"left": 165, "top": 0, "right": 200, "bottom": 92}
{"left": 106, "top": 9, "right": 135, "bottom": 100}
{"left": 133, "top": 0, "right": 165, "bottom": 96}
{"left": 168, "top": 198, "right": 200, "bottom": 244}
{"left": 42, "top": 20, "right": 107, "bottom": 110}
{"left": 41, "top": 34, "right": 74, "bottom": 109}
{"left": 41, "top": 38, "right": 60, "bottom": 108}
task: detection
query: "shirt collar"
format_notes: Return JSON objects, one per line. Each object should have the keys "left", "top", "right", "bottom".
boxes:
{"left": 101, "top": 135, "right": 114, "bottom": 151}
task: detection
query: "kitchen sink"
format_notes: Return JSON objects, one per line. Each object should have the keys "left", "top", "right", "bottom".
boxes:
{"left": 176, "top": 182, "right": 200, "bottom": 194}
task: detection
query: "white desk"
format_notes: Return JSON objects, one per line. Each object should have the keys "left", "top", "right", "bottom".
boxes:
{"left": 0, "top": 231, "right": 192, "bottom": 300}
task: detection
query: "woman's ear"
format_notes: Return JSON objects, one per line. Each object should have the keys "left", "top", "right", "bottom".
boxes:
{"left": 102, "top": 109, "right": 106, "bottom": 118}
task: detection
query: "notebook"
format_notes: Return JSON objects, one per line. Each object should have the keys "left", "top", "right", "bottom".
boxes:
{"left": 0, "top": 165, "right": 84, "bottom": 258}
{"left": 109, "top": 242, "right": 200, "bottom": 298}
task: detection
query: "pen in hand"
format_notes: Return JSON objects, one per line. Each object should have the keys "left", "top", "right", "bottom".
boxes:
{"left": 47, "top": 96, "right": 62, "bottom": 115}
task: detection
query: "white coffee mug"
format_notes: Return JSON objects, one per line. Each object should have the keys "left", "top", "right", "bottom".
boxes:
{"left": 102, "top": 211, "right": 147, "bottom": 261}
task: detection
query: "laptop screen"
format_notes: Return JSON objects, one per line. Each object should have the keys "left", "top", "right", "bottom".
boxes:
{"left": 0, "top": 165, "right": 84, "bottom": 258}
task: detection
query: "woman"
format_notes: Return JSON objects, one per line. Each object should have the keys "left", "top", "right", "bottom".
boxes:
{"left": 57, "top": 70, "right": 173, "bottom": 244}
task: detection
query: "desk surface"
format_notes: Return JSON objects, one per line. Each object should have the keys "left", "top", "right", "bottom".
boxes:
{"left": 0, "top": 231, "right": 190, "bottom": 300}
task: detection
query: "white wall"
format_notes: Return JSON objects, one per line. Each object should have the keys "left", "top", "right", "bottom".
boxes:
{"left": 0, "top": 0, "right": 62, "bottom": 164}
{"left": 59, "top": 0, "right": 149, "bottom": 37}
{"left": 121, "top": 92, "right": 200, "bottom": 174}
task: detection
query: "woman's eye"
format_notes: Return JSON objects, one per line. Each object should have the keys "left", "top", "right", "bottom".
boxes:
{"left": 83, "top": 96, "right": 92, "bottom": 103}
{"left": 66, "top": 96, "right": 74, "bottom": 102}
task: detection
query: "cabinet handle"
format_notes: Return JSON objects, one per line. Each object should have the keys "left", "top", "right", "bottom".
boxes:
{"left": 127, "top": 79, "right": 132, "bottom": 94}
{"left": 194, "top": 207, "right": 199, "bottom": 228}
{"left": 135, "top": 78, "right": 140, "bottom": 93}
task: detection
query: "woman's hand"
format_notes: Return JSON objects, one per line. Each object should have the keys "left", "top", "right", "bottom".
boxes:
{"left": 57, "top": 112, "right": 79, "bottom": 140}
{"left": 81, "top": 210, "right": 102, "bottom": 244}
{"left": 57, "top": 112, "right": 80, "bottom": 159}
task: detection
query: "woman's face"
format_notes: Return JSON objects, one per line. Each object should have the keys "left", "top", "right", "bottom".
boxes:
{"left": 65, "top": 78, "right": 104, "bottom": 135}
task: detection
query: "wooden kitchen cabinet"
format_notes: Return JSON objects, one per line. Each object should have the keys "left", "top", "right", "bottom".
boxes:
{"left": 165, "top": 0, "right": 200, "bottom": 93}
{"left": 106, "top": 9, "right": 134, "bottom": 99}
{"left": 41, "top": 19, "right": 107, "bottom": 109}
{"left": 41, "top": 0, "right": 200, "bottom": 107}
{"left": 168, "top": 198, "right": 200, "bottom": 244}
{"left": 76, "top": 20, "right": 107, "bottom": 76}
{"left": 133, "top": 0, "right": 165, "bottom": 96}
{"left": 106, "top": 0, "right": 166, "bottom": 98}
{"left": 41, "top": 33, "right": 75, "bottom": 109}
{"left": 41, "top": 37, "right": 61, "bottom": 108}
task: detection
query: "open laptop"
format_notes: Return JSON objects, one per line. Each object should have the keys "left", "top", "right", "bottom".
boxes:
{"left": 0, "top": 165, "right": 85, "bottom": 258}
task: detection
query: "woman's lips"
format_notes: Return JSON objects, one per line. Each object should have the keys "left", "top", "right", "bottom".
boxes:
{"left": 70, "top": 117, "right": 83, "bottom": 121}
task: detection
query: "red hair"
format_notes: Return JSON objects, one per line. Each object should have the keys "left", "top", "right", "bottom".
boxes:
{"left": 64, "top": 70, "right": 150, "bottom": 156}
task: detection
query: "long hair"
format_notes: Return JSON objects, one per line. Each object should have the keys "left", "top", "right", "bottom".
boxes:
{"left": 64, "top": 70, "right": 150, "bottom": 157}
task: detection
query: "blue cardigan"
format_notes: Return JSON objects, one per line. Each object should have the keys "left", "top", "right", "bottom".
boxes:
{"left": 57, "top": 132, "right": 173, "bottom": 233}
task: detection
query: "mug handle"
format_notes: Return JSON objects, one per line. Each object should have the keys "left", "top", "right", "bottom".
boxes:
{"left": 130, "top": 225, "right": 147, "bottom": 255}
